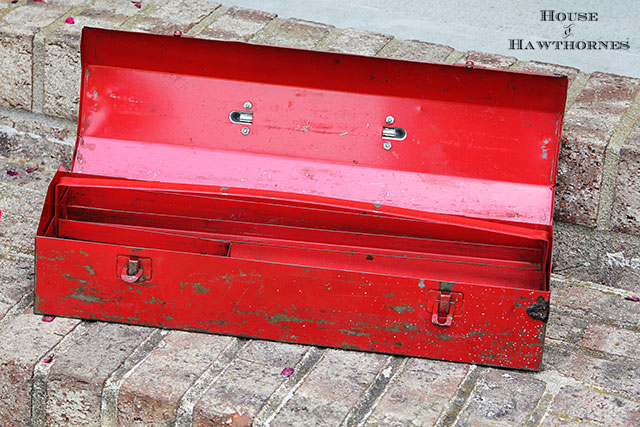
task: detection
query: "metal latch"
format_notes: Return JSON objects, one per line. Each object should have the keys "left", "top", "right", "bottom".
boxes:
{"left": 427, "top": 290, "right": 464, "bottom": 327}
{"left": 117, "top": 255, "right": 152, "bottom": 283}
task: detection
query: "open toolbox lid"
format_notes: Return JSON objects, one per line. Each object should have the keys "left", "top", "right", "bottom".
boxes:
{"left": 74, "top": 28, "right": 568, "bottom": 226}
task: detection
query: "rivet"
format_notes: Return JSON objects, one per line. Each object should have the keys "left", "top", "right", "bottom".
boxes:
{"left": 385, "top": 115, "right": 395, "bottom": 125}
{"left": 241, "top": 127, "right": 250, "bottom": 135}
{"left": 243, "top": 101, "right": 253, "bottom": 110}
{"left": 383, "top": 141, "right": 392, "bottom": 150}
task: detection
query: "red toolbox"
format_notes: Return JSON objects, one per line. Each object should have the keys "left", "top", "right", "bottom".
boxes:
{"left": 35, "top": 28, "right": 568, "bottom": 370}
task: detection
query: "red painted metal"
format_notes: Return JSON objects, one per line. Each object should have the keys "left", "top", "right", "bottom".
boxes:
{"left": 34, "top": 27, "right": 568, "bottom": 370}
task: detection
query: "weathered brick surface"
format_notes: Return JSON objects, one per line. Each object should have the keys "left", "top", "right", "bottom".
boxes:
{"left": 549, "top": 385, "right": 640, "bottom": 426}
{"left": 43, "top": 0, "right": 146, "bottom": 120}
{"left": 552, "top": 221, "right": 640, "bottom": 291}
{"left": 377, "top": 39, "right": 453, "bottom": 63}
{"left": 0, "top": 309, "right": 79, "bottom": 426}
{"left": 455, "top": 369, "right": 546, "bottom": 426}
{"left": 0, "top": 1, "right": 82, "bottom": 110}
{"left": 0, "top": 214, "right": 37, "bottom": 255}
{"left": 270, "top": 349, "right": 387, "bottom": 426}
{"left": 0, "top": 126, "right": 73, "bottom": 170}
{"left": 545, "top": 306, "right": 588, "bottom": 344}
{"left": 0, "top": 254, "right": 33, "bottom": 319}
{"left": 44, "top": 322, "right": 154, "bottom": 426}
{"left": 131, "top": 0, "right": 220, "bottom": 35}
{"left": 551, "top": 277, "right": 640, "bottom": 329}
{"left": 611, "top": 118, "right": 640, "bottom": 235}
{"left": 544, "top": 343, "right": 640, "bottom": 399}
{"left": 581, "top": 323, "right": 640, "bottom": 359}
{"left": 456, "top": 50, "right": 517, "bottom": 69}
{"left": 556, "top": 72, "right": 640, "bottom": 227}
{"left": 364, "top": 358, "right": 469, "bottom": 426}
{"left": 193, "top": 340, "right": 308, "bottom": 425}
{"left": 198, "top": 7, "right": 276, "bottom": 42}
{"left": 515, "top": 60, "right": 580, "bottom": 85}
{"left": 251, "top": 18, "right": 333, "bottom": 49}
{"left": 319, "top": 28, "right": 392, "bottom": 55}
{"left": 118, "top": 331, "right": 232, "bottom": 426}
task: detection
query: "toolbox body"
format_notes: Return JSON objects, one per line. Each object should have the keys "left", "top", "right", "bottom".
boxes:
{"left": 35, "top": 28, "right": 567, "bottom": 370}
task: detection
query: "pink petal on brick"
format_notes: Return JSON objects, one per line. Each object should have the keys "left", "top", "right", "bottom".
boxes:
{"left": 26, "top": 166, "right": 39, "bottom": 173}
{"left": 6, "top": 170, "right": 19, "bottom": 176}
{"left": 625, "top": 296, "right": 640, "bottom": 302}
{"left": 131, "top": 0, "right": 142, "bottom": 8}
{"left": 42, "top": 354, "right": 54, "bottom": 363}
{"left": 42, "top": 315, "right": 55, "bottom": 322}
{"left": 65, "top": 16, "right": 75, "bottom": 24}
{"left": 280, "top": 367, "right": 294, "bottom": 376}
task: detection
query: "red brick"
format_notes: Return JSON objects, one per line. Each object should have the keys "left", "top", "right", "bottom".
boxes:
{"left": 455, "top": 369, "right": 546, "bottom": 426}
{"left": 270, "top": 349, "right": 387, "bottom": 426}
{"left": 515, "top": 61, "right": 580, "bottom": 85}
{"left": 118, "top": 331, "right": 233, "bottom": 426}
{"left": 378, "top": 39, "right": 453, "bottom": 63}
{"left": 551, "top": 279, "right": 640, "bottom": 329}
{"left": 581, "top": 323, "right": 640, "bottom": 359}
{"left": 0, "top": 309, "right": 79, "bottom": 426}
{"left": 556, "top": 73, "right": 640, "bottom": 227}
{"left": 320, "top": 28, "right": 392, "bottom": 56}
{"left": 544, "top": 344, "right": 640, "bottom": 399}
{"left": 456, "top": 51, "right": 517, "bottom": 70}
{"left": 0, "top": 1, "right": 83, "bottom": 110}
{"left": 611, "top": 118, "right": 640, "bottom": 235}
{"left": 0, "top": 254, "right": 33, "bottom": 319}
{"left": 364, "top": 358, "right": 469, "bottom": 426}
{"left": 252, "top": 18, "right": 333, "bottom": 49}
{"left": 131, "top": 0, "right": 220, "bottom": 35}
{"left": 193, "top": 340, "right": 308, "bottom": 425}
{"left": 43, "top": 0, "right": 147, "bottom": 119}
{"left": 552, "top": 221, "right": 640, "bottom": 292}
{"left": 0, "top": 214, "right": 37, "bottom": 255}
{"left": 198, "top": 7, "right": 276, "bottom": 42}
{"left": 550, "top": 385, "right": 640, "bottom": 426}
{"left": 0, "top": 158, "right": 55, "bottom": 194}
{"left": 44, "top": 322, "right": 155, "bottom": 425}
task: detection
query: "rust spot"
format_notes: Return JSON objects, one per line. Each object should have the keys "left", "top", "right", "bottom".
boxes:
{"left": 181, "top": 281, "right": 209, "bottom": 295}
{"left": 337, "top": 329, "right": 370, "bottom": 337}
{"left": 436, "top": 333, "right": 452, "bottom": 341}
{"left": 270, "top": 313, "right": 312, "bottom": 323}
{"left": 468, "top": 330, "right": 486, "bottom": 337}
{"left": 145, "top": 297, "right": 166, "bottom": 305}
{"left": 209, "top": 319, "right": 228, "bottom": 326}
{"left": 385, "top": 322, "right": 418, "bottom": 333}
{"left": 439, "top": 281, "right": 454, "bottom": 292}
{"left": 65, "top": 286, "right": 111, "bottom": 303}
{"left": 81, "top": 265, "right": 95, "bottom": 275}
{"left": 62, "top": 273, "right": 88, "bottom": 285}
{"left": 390, "top": 304, "right": 414, "bottom": 314}
{"left": 340, "top": 342, "right": 362, "bottom": 350}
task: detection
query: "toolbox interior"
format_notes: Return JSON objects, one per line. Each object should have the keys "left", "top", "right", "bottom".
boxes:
{"left": 46, "top": 183, "right": 547, "bottom": 291}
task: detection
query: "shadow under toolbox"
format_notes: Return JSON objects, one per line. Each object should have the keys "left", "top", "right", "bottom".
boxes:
{"left": 35, "top": 28, "right": 568, "bottom": 370}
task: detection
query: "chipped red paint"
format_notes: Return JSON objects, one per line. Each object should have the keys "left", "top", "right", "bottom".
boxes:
{"left": 34, "top": 28, "right": 567, "bottom": 370}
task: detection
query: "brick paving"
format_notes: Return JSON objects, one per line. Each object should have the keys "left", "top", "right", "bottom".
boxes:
{"left": 0, "top": 1, "right": 639, "bottom": 425}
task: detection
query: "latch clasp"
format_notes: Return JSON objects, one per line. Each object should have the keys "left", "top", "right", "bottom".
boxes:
{"left": 427, "top": 290, "right": 464, "bottom": 327}
{"left": 117, "top": 255, "right": 152, "bottom": 283}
